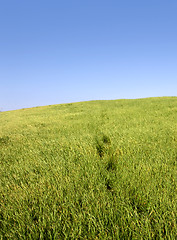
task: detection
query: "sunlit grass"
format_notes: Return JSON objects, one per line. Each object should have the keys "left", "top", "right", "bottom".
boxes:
{"left": 0, "top": 97, "right": 177, "bottom": 239}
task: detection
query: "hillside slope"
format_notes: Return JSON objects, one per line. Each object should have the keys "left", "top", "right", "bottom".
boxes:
{"left": 0, "top": 97, "right": 177, "bottom": 239}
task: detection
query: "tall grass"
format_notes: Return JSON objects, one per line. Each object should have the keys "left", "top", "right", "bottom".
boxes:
{"left": 0, "top": 97, "right": 177, "bottom": 239}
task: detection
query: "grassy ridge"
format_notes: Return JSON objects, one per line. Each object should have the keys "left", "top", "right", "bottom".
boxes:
{"left": 0, "top": 97, "right": 177, "bottom": 239}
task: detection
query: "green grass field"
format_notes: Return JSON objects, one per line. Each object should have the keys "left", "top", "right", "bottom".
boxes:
{"left": 0, "top": 97, "right": 177, "bottom": 239}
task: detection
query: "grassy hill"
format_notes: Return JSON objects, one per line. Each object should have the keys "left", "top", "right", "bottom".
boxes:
{"left": 0, "top": 97, "right": 177, "bottom": 239}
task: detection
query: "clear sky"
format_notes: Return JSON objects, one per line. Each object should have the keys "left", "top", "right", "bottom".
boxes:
{"left": 0, "top": 0, "right": 177, "bottom": 111}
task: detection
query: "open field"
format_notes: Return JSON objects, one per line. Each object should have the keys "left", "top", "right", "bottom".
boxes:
{"left": 0, "top": 97, "right": 177, "bottom": 239}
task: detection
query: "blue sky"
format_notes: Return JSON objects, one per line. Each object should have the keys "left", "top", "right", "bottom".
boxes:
{"left": 0, "top": 0, "right": 176, "bottom": 111}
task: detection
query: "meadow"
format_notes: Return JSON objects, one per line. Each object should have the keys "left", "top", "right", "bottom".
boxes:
{"left": 0, "top": 97, "right": 177, "bottom": 239}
